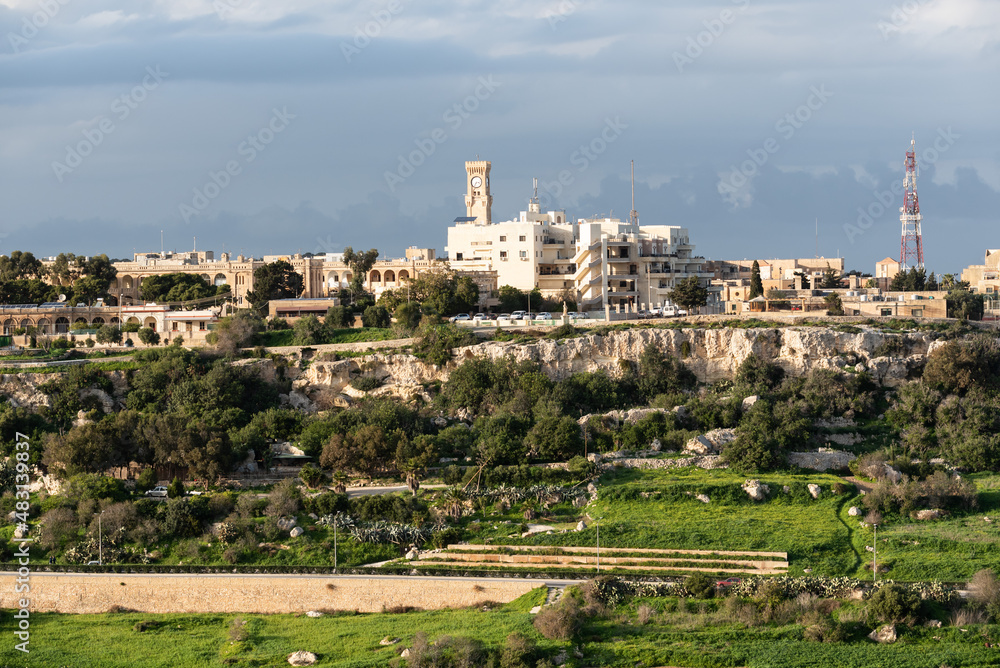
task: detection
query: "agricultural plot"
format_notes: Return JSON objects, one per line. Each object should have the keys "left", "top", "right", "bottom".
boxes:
{"left": 411, "top": 544, "right": 788, "bottom": 576}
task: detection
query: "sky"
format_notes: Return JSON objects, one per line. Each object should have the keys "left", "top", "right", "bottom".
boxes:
{"left": 0, "top": 0, "right": 998, "bottom": 275}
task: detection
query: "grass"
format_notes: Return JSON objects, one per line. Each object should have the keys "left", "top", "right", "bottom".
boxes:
{"left": 485, "top": 468, "right": 854, "bottom": 576}
{"left": 0, "top": 589, "right": 555, "bottom": 668}
{"left": 5, "top": 589, "right": 1000, "bottom": 667}
{"left": 255, "top": 328, "right": 399, "bottom": 348}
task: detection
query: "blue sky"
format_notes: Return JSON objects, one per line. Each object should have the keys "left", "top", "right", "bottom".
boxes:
{"left": 1, "top": 0, "right": 997, "bottom": 274}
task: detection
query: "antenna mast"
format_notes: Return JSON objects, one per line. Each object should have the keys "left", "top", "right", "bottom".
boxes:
{"left": 899, "top": 135, "right": 924, "bottom": 271}
{"left": 629, "top": 160, "right": 638, "bottom": 226}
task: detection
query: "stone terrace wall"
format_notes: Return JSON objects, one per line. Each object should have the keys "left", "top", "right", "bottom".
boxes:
{"left": 2, "top": 574, "right": 538, "bottom": 614}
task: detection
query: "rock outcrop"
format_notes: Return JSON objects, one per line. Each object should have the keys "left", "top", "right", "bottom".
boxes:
{"left": 685, "top": 429, "right": 737, "bottom": 455}
{"left": 787, "top": 449, "right": 856, "bottom": 472}
{"left": 742, "top": 479, "right": 770, "bottom": 501}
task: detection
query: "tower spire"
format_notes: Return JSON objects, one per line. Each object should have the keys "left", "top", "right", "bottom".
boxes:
{"left": 899, "top": 136, "right": 924, "bottom": 271}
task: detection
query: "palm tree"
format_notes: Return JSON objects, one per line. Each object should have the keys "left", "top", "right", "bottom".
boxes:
{"left": 331, "top": 470, "right": 348, "bottom": 495}
{"left": 439, "top": 487, "right": 466, "bottom": 521}
{"left": 399, "top": 460, "right": 421, "bottom": 497}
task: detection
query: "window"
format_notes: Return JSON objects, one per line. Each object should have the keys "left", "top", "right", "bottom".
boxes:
{"left": 881, "top": 308, "right": 892, "bottom": 316}
{"left": 455, "top": 253, "right": 463, "bottom": 261}
{"left": 500, "top": 251, "right": 508, "bottom": 259}
{"left": 519, "top": 250, "right": 527, "bottom": 258}
{"left": 499, "top": 236, "right": 506, "bottom": 242}
{"left": 519, "top": 235, "right": 526, "bottom": 242}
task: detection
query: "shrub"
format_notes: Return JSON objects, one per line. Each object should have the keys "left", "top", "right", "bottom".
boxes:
{"left": 968, "top": 569, "right": 1000, "bottom": 621}
{"left": 532, "top": 593, "right": 583, "bottom": 640}
{"left": 867, "top": 583, "right": 922, "bottom": 625}
{"left": 298, "top": 462, "right": 326, "bottom": 489}
{"left": 167, "top": 477, "right": 185, "bottom": 499}
{"left": 499, "top": 632, "right": 536, "bottom": 668}
{"left": 361, "top": 305, "right": 391, "bottom": 329}
{"left": 350, "top": 375, "right": 383, "bottom": 392}
{"left": 685, "top": 572, "right": 716, "bottom": 599}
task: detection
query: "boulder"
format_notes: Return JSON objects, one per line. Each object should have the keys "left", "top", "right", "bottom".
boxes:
{"left": 272, "top": 442, "right": 306, "bottom": 457}
{"left": 807, "top": 484, "right": 821, "bottom": 499}
{"left": 576, "top": 521, "right": 587, "bottom": 531}
{"left": 868, "top": 624, "right": 897, "bottom": 644}
{"left": 695, "top": 494, "right": 710, "bottom": 504}
{"left": 277, "top": 517, "right": 297, "bottom": 531}
{"left": 684, "top": 428, "right": 736, "bottom": 455}
{"left": 405, "top": 548, "right": 419, "bottom": 560}
{"left": 649, "top": 438, "right": 662, "bottom": 452}
{"left": 915, "top": 509, "right": 946, "bottom": 521}
{"left": 848, "top": 506, "right": 861, "bottom": 517}
{"left": 883, "top": 465, "right": 903, "bottom": 484}
{"left": 288, "top": 650, "right": 318, "bottom": 666}
{"left": 400, "top": 649, "right": 410, "bottom": 659}
{"left": 234, "top": 449, "right": 258, "bottom": 474}
{"left": 742, "top": 395, "right": 759, "bottom": 411}
{"left": 379, "top": 637, "right": 400, "bottom": 645}
{"left": 741, "top": 479, "right": 770, "bottom": 502}
{"left": 305, "top": 611, "right": 323, "bottom": 618}
{"left": 290, "top": 527, "right": 305, "bottom": 538}
{"left": 13, "top": 525, "right": 28, "bottom": 539}
{"left": 432, "top": 416, "right": 448, "bottom": 428}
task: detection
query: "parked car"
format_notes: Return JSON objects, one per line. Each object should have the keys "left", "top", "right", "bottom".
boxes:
{"left": 511, "top": 310, "right": 527, "bottom": 320}
{"left": 145, "top": 486, "right": 169, "bottom": 498}
{"left": 649, "top": 307, "right": 662, "bottom": 317}
{"left": 716, "top": 577, "right": 742, "bottom": 587}
{"left": 496, "top": 314, "right": 512, "bottom": 322}
{"left": 472, "top": 313, "right": 488, "bottom": 322}
{"left": 568, "top": 311, "right": 587, "bottom": 319}
{"left": 534, "top": 312, "right": 553, "bottom": 321}
{"left": 449, "top": 313, "right": 471, "bottom": 322}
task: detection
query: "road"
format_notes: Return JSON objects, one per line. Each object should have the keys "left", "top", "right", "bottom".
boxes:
{"left": 10, "top": 571, "right": 584, "bottom": 587}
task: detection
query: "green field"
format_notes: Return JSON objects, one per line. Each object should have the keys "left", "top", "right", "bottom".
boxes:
{"left": 4, "top": 589, "right": 1000, "bottom": 667}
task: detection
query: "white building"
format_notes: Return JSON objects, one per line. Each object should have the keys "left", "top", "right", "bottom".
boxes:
{"left": 446, "top": 161, "right": 711, "bottom": 311}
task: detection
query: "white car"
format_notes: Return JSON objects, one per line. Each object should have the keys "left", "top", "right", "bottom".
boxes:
{"left": 533, "top": 312, "right": 553, "bottom": 321}
{"left": 145, "top": 486, "right": 169, "bottom": 498}
{"left": 511, "top": 310, "right": 527, "bottom": 320}
{"left": 449, "top": 314, "right": 471, "bottom": 323}
{"left": 472, "top": 313, "right": 488, "bottom": 322}
{"left": 568, "top": 312, "right": 587, "bottom": 319}
{"left": 496, "top": 314, "right": 512, "bottom": 322}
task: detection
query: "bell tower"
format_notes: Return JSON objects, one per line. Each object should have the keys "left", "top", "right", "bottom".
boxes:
{"left": 465, "top": 160, "right": 492, "bottom": 225}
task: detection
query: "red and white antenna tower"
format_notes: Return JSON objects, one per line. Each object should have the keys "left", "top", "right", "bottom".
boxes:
{"left": 899, "top": 136, "right": 924, "bottom": 271}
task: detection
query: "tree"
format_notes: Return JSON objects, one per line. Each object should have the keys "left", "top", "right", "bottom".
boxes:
{"left": 0, "top": 251, "right": 43, "bottom": 281}
{"left": 137, "top": 327, "right": 160, "bottom": 346}
{"left": 749, "top": 260, "right": 764, "bottom": 299}
{"left": 524, "top": 415, "right": 583, "bottom": 461}
{"left": 824, "top": 293, "right": 844, "bottom": 316}
{"left": 342, "top": 247, "right": 379, "bottom": 298}
{"left": 820, "top": 263, "right": 841, "bottom": 289}
{"left": 926, "top": 272, "right": 939, "bottom": 291}
{"left": 361, "top": 305, "right": 391, "bottom": 328}
{"left": 394, "top": 302, "right": 422, "bottom": 330}
{"left": 723, "top": 400, "right": 809, "bottom": 472}
{"left": 292, "top": 314, "right": 324, "bottom": 345}
{"left": 497, "top": 285, "right": 527, "bottom": 313}
{"left": 406, "top": 269, "right": 479, "bottom": 315}
{"left": 947, "top": 289, "right": 984, "bottom": 321}
{"left": 167, "top": 476, "right": 185, "bottom": 499}
{"left": 245, "top": 261, "right": 304, "bottom": 315}
{"left": 324, "top": 306, "right": 353, "bottom": 329}
{"left": 668, "top": 276, "right": 708, "bottom": 314}
{"left": 140, "top": 273, "right": 226, "bottom": 302}
{"left": 793, "top": 270, "right": 811, "bottom": 289}
{"left": 95, "top": 324, "right": 122, "bottom": 345}
{"left": 209, "top": 311, "right": 264, "bottom": 355}
{"left": 635, "top": 343, "right": 696, "bottom": 399}
{"left": 865, "top": 278, "right": 878, "bottom": 289}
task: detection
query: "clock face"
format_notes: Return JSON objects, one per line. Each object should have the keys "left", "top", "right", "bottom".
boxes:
{"left": 471, "top": 176, "right": 482, "bottom": 188}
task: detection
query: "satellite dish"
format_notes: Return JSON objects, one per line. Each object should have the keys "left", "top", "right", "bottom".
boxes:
{"left": 57, "top": 294, "right": 66, "bottom": 302}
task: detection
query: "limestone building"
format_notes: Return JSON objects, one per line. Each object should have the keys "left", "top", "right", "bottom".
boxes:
{"left": 446, "top": 161, "right": 710, "bottom": 311}
{"left": 961, "top": 250, "right": 1000, "bottom": 295}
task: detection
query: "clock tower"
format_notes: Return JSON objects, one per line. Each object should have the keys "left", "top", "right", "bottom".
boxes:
{"left": 465, "top": 160, "right": 492, "bottom": 225}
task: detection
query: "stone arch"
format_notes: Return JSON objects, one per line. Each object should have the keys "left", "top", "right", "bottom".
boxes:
{"left": 370, "top": 270, "right": 381, "bottom": 284}
{"left": 120, "top": 275, "right": 134, "bottom": 289}
{"left": 384, "top": 269, "right": 396, "bottom": 284}
{"left": 2, "top": 319, "right": 13, "bottom": 335}
{"left": 74, "top": 317, "right": 88, "bottom": 327}
{"left": 143, "top": 317, "right": 157, "bottom": 330}
{"left": 109, "top": 317, "right": 121, "bottom": 326}
{"left": 91, "top": 317, "right": 105, "bottom": 327}
{"left": 398, "top": 269, "right": 410, "bottom": 282}
{"left": 55, "top": 317, "right": 70, "bottom": 333}
{"left": 19, "top": 318, "right": 33, "bottom": 330}
{"left": 36, "top": 318, "right": 51, "bottom": 334}
{"left": 343, "top": 272, "right": 353, "bottom": 285}
{"left": 126, "top": 317, "right": 140, "bottom": 326}
{"left": 214, "top": 273, "right": 227, "bottom": 286}
{"left": 327, "top": 272, "right": 339, "bottom": 287}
